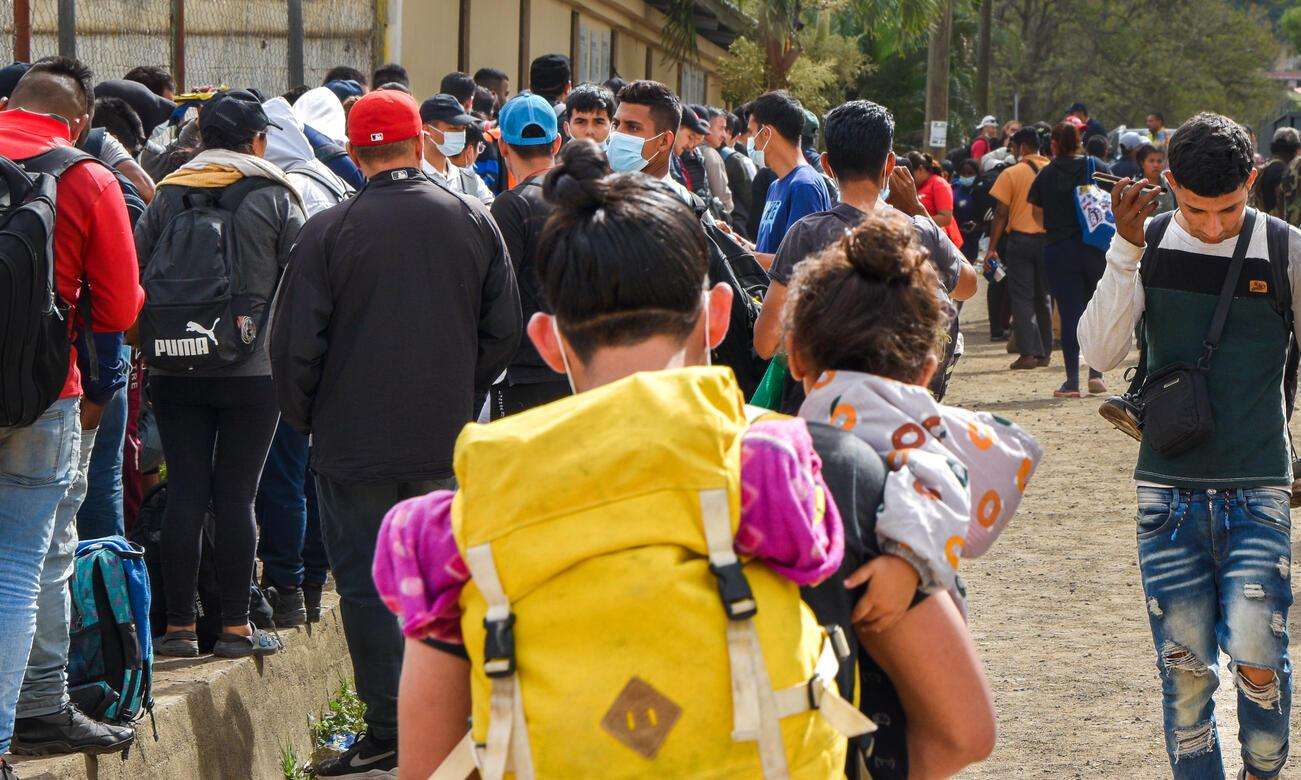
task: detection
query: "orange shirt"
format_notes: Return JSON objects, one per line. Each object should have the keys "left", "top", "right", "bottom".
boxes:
{"left": 990, "top": 154, "right": 1048, "bottom": 234}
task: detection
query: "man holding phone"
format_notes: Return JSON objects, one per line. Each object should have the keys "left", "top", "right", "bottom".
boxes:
{"left": 1080, "top": 113, "right": 1301, "bottom": 780}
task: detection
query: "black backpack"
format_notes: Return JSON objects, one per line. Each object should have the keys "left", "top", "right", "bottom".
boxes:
{"left": 691, "top": 194, "right": 770, "bottom": 397}
{"left": 0, "top": 147, "right": 103, "bottom": 427}
{"left": 138, "top": 178, "right": 277, "bottom": 372}
{"left": 970, "top": 162, "right": 1009, "bottom": 226}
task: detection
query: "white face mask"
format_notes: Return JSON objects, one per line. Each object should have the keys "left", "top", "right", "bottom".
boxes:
{"left": 747, "top": 128, "right": 769, "bottom": 169}
{"left": 434, "top": 129, "right": 466, "bottom": 157}
{"left": 550, "top": 290, "right": 712, "bottom": 394}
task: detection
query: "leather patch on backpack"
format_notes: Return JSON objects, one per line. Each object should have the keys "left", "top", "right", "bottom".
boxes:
{"left": 1251, "top": 279, "right": 1269, "bottom": 294}
{"left": 600, "top": 677, "right": 682, "bottom": 758}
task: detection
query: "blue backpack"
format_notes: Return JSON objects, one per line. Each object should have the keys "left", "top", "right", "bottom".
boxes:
{"left": 67, "top": 536, "right": 154, "bottom": 724}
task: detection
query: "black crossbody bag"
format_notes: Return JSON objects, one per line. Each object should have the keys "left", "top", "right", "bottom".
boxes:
{"left": 1135, "top": 210, "right": 1256, "bottom": 456}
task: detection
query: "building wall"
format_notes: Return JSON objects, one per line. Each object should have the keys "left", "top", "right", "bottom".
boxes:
{"left": 394, "top": 0, "right": 733, "bottom": 103}
{"left": 400, "top": 0, "right": 458, "bottom": 98}
{"left": 468, "top": 0, "right": 521, "bottom": 91}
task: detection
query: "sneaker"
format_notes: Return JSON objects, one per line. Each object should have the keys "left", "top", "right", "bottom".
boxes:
{"left": 313, "top": 734, "right": 398, "bottom": 779}
{"left": 1099, "top": 396, "right": 1143, "bottom": 442}
{"left": 10, "top": 704, "right": 134, "bottom": 756}
{"left": 213, "top": 624, "right": 282, "bottom": 658}
{"left": 303, "top": 582, "right": 324, "bottom": 623}
{"left": 1009, "top": 355, "right": 1041, "bottom": 370}
{"left": 264, "top": 585, "right": 307, "bottom": 628}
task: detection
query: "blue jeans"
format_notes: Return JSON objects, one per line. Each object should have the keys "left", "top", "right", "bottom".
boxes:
{"left": 77, "top": 356, "right": 130, "bottom": 539}
{"left": 0, "top": 398, "right": 80, "bottom": 752}
{"left": 256, "top": 421, "right": 328, "bottom": 589}
{"left": 1137, "top": 486, "right": 1294, "bottom": 778}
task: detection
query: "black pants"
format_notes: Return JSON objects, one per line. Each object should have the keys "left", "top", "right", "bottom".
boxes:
{"left": 489, "top": 380, "right": 570, "bottom": 420}
{"left": 150, "top": 375, "right": 279, "bottom": 627}
{"left": 315, "top": 474, "right": 455, "bottom": 741}
{"left": 1003, "top": 232, "right": 1053, "bottom": 358}
{"left": 1043, "top": 237, "right": 1107, "bottom": 386}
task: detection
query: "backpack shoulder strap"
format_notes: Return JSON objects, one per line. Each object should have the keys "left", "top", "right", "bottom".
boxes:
{"left": 290, "top": 163, "right": 350, "bottom": 201}
{"left": 215, "top": 176, "right": 278, "bottom": 213}
{"left": 20, "top": 145, "right": 100, "bottom": 179}
{"left": 1137, "top": 211, "right": 1176, "bottom": 287}
{"left": 1022, "top": 158, "right": 1042, "bottom": 174}
{"left": 1265, "top": 214, "right": 1293, "bottom": 318}
{"left": 1265, "top": 214, "right": 1299, "bottom": 419}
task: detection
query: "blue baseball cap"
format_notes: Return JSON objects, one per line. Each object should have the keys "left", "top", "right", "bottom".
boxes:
{"left": 499, "top": 92, "right": 558, "bottom": 146}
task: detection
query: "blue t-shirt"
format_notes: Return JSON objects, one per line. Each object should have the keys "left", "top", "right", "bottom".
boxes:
{"left": 755, "top": 164, "right": 831, "bottom": 254}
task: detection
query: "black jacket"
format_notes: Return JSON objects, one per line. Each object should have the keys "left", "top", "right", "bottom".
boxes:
{"left": 271, "top": 167, "right": 521, "bottom": 482}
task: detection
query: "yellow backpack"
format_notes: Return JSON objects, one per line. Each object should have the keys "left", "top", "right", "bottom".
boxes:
{"left": 433, "top": 367, "right": 872, "bottom": 780}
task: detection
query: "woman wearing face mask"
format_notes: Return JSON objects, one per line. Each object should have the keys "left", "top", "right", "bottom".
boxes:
{"left": 953, "top": 158, "right": 983, "bottom": 263}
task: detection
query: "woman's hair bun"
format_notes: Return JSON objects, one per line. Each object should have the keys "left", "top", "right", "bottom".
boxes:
{"left": 841, "top": 211, "right": 926, "bottom": 285}
{"left": 543, "top": 139, "right": 613, "bottom": 212}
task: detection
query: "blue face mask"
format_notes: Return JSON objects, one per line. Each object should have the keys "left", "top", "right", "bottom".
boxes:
{"left": 957, "top": 175, "right": 976, "bottom": 187}
{"left": 607, "top": 130, "right": 660, "bottom": 173}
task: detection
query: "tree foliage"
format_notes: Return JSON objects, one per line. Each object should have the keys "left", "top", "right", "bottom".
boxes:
{"left": 990, "top": 0, "right": 1281, "bottom": 131}
{"left": 719, "top": 13, "right": 871, "bottom": 113}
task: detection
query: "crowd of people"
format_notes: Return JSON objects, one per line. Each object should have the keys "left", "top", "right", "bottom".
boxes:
{"left": 0, "top": 43, "right": 1290, "bottom": 780}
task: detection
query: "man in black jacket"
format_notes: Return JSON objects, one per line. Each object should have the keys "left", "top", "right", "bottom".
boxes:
{"left": 270, "top": 89, "right": 520, "bottom": 778}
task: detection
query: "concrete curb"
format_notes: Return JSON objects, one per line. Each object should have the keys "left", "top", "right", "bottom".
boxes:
{"left": 12, "top": 592, "right": 351, "bottom": 780}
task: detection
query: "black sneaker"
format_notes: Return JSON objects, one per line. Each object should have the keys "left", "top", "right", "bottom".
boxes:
{"left": 213, "top": 625, "right": 283, "bottom": 658}
{"left": 313, "top": 734, "right": 397, "bottom": 779}
{"left": 10, "top": 704, "right": 135, "bottom": 756}
{"left": 303, "top": 582, "right": 323, "bottom": 623}
{"left": 264, "top": 585, "right": 307, "bottom": 628}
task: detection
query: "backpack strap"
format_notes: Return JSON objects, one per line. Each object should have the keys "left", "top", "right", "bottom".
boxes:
{"left": 1125, "top": 212, "right": 1176, "bottom": 397}
{"left": 19, "top": 146, "right": 106, "bottom": 381}
{"left": 1265, "top": 214, "right": 1299, "bottom": 419}
{"left": 462, "top": 543, "right": 536, "bottom": 780}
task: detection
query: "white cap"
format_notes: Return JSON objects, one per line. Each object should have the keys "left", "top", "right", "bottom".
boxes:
{"left": 981, "top": 147, "right": 1013, "bottom": 172}
{"left": 979, "top": 115, "right": 998, "bottom": 129}
{"left": 1120, "top": 131, "right": 1144, "bottom": 150}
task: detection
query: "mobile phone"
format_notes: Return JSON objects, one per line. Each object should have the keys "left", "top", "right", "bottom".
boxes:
{"left": 1093, "top": 172, "right": 1164, "bottom": 194}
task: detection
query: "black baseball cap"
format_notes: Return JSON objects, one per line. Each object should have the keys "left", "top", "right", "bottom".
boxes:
{"left": 529, "top": 53, "right": 571, "bottom": 94}
{"left": 419, "top": 93, "right": 476, "bottom": 126}
{"left": 681, "top": 105, "right": 709, "bottom": 135}
{"left": 198, "top": 90, "right": 279, "bottom": 143}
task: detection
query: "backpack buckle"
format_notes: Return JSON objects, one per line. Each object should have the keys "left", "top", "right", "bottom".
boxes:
{"left": 482, "top": 613, "right": 516, "bottom": 678}
{"left": 709, "top": 562, "right": 757, "bottom": 621}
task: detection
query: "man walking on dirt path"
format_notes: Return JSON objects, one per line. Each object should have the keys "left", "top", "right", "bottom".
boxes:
{"left": 1080, "top": 112, "right": 1300, "bottom": 780}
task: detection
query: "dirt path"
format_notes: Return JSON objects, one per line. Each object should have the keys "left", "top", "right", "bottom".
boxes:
{"left": 950, "top": 284, "right": 1300, "bottom": 778}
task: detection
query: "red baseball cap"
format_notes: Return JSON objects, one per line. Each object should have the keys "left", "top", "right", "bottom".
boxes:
{"left": 347, "top": 90, "right": 422, "bottom": 147}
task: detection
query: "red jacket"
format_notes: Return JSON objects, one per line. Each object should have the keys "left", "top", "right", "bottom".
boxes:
{"left": 0, "top": 110, "right": 143, "bottom": 399}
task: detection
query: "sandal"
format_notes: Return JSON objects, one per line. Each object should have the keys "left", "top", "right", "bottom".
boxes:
{"left": 156, "top": 630, "right": 199, "bottom": 658}
{"left": 1053, "top": 383, "right": 1082, "bottom": 399}
{"left": 213, "top": 624, "right": 282, "bottom": 659}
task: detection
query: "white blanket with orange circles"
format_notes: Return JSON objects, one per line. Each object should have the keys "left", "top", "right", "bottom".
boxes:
{"left": 801, "top": 370, "right": 1043, "bottom": 593}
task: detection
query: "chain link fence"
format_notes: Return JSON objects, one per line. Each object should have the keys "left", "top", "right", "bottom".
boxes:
{"left": 4, "top": 0, "right": 374, "bottom": 96}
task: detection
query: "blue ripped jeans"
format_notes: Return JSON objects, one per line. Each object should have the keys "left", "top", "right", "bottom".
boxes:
{"left": 1137, "top": 487, "right": 1293, "bottom": 779}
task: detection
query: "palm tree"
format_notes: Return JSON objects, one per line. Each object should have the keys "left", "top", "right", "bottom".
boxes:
{"left": 663, "top": 0, "right": 942, "bottom": 91}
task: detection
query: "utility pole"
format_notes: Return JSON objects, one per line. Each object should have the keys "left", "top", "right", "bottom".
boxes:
{"left": 976, "top": 0, "right": 992, "bottom": 117}
{"left": 924, "top": 0, "right": 954, "bottom": 157}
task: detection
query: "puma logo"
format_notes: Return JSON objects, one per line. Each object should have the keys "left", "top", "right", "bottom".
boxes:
{"left": 186, "top": 318, "right": 220, "bottom": 346}
{"left": 155, "top": 318, "right": 220, "bottom": 358}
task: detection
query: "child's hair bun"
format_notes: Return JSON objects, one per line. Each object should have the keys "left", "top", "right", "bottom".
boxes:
{"left": 543, "top": 139, "right": 611, "bottom": 213}
{"left": 842, "top": 211, "right": 927, "bottom": 285}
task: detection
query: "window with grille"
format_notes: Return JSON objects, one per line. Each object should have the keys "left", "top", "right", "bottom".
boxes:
{"left": 578, "top": 25, "right": 611, "bottom": 84}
